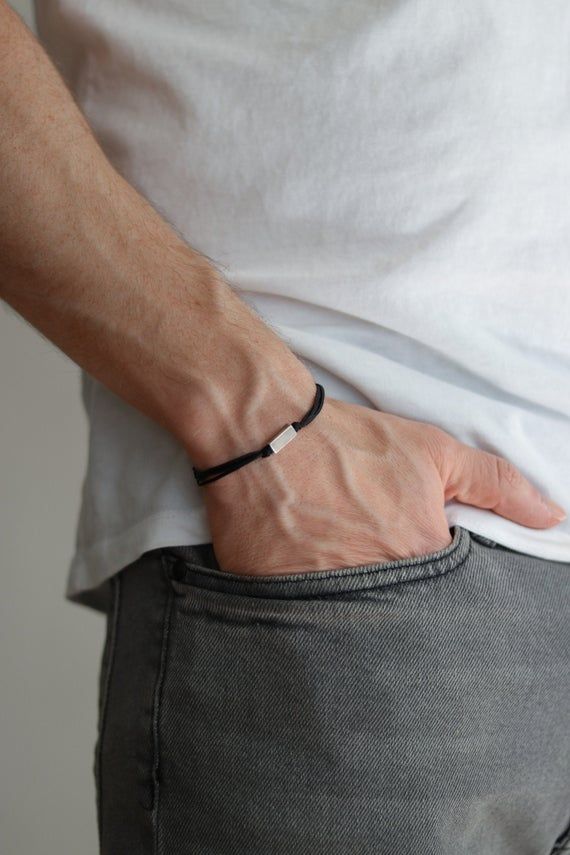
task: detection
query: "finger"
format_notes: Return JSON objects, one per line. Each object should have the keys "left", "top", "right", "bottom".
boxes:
{"left": 443, "top": 444, "right": 566, "bottom": 528}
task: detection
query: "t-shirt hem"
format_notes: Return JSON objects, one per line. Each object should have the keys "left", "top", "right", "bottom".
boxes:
{"left": 65, "top": 509, "right": 210, "bottom": 611}
{"left": 65, "top": 504, "right": 570, "bottom": 612}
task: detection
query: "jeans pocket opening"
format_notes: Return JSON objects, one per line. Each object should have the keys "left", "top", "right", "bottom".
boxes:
{"left": 164, "top": 525, "right": 472, "bottom": 600}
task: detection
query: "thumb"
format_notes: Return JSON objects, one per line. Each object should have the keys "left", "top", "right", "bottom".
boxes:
{"left": 443, "top": 444, "right": 566, "bottom": 529}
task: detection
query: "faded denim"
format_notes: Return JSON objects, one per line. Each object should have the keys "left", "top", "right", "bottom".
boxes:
{"left": 95, "top": 525, "right": 570, "bottom": 854}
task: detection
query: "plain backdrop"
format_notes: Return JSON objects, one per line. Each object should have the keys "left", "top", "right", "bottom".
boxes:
{"left": 1, "top": 3, "right": 104, "bottom": 853}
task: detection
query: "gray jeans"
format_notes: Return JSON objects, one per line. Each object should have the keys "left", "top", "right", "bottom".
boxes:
{"left": 95, "top": 525, "right": 570, "bottom": 854}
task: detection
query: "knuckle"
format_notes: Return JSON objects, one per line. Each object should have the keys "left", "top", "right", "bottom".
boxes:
{"left": 493, "top": 455, "right": 523, "bottom": 491}
{"left": 422, "top": 425, "right": 454, "bottom": 464}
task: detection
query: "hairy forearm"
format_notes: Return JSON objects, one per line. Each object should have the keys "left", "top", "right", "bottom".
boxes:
{"left": 0, "top": 1, "right": 314, "bottom": 466}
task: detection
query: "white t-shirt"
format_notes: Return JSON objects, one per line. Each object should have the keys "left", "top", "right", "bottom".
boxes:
{"left": 34, "top": 0, "right": 570, "bottom": 605}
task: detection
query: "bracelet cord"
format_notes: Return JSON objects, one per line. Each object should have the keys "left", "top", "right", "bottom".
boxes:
{"left": 192, "top": 383, "right": 325, "bottom": 486}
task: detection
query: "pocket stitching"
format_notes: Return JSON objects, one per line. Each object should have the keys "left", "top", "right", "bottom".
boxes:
{"left": 166, "top": 526, "right": 471, "bottom": 599}
{"left": 171, "top": 551, "right": 473, "bottom": 613}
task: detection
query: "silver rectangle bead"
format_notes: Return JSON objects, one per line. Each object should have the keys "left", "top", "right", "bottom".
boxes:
{"left": 268, "top": 424, "right": 297, "bottom": 454}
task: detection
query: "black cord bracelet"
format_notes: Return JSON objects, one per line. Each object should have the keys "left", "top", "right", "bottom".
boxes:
{"left": 192, "top": 383, "right": 325, "bottom": 486}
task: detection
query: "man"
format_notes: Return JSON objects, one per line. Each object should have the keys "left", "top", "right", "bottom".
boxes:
{"left": 1, "top": 0, "right": 569, "bottom": 852}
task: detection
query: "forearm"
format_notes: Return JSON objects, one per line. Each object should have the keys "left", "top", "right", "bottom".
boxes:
{"left": 0, "top": 1, "right": 314, "bottom": 467}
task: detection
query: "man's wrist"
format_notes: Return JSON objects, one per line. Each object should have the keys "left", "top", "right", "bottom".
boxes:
{"left": 179, "top": 346, "right": 317, "bottom": 471}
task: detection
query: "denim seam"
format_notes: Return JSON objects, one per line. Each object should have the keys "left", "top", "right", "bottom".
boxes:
{"left": 96, "top": 573, "right": 121, "bottom": 850}
{"left": 152, "top": 555, "right": 175, "bottom": 855}
{"left": 166, "top": 526, "right": 468, "bottom": 591}
{"left": 169, "top": 538, "right": 473, "bottom": 606}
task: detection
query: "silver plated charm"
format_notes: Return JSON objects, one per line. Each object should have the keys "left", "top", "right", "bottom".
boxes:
{"left": 268, "top": 424, "right": 297, "bottom": 454}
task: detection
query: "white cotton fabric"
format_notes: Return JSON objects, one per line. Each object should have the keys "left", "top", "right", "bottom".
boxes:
{"left": 33, "top": 0, "right": 570, "bottom": 601}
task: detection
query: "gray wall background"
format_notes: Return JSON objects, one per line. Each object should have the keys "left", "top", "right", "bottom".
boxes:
{"left": 1, "top": 3, "right": 103, "bottom": 853}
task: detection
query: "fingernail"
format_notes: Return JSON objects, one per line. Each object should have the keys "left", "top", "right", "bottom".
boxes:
{"left": 542, "top": 497, "right": 567, "bottom": 521}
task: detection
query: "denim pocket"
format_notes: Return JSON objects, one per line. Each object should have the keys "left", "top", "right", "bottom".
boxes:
{"left": 164, "top": 524, "right": 472, "bottom": 600}
{"left": 154, "top": 523, "right": 570, "bottom": 854}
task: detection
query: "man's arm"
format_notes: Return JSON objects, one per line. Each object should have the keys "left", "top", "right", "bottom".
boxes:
{"left": 1, "top": 0, "right": 564, "bottom": 577}
{"left": 0, "top": 0, "right": 316, "bottom": 470}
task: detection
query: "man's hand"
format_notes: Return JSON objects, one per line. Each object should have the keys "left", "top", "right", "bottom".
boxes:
{"left": 0, "top": 0, "right": 565, "bottom": 576}
{"left": 202, "top": 397, "right": 567, "bottom": 576}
